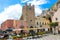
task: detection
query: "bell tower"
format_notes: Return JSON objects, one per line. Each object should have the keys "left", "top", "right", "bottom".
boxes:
{"left": 20, "top": 4, "right": 35, "bottom": 28}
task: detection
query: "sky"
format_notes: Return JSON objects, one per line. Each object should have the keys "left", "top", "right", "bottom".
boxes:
{"left": 0, "top": 0, "right": 58, "bottom": 24}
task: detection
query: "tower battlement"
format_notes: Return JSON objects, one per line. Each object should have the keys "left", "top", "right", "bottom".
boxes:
{"left": 20, "top": 4, "right": 35, "bottom": 28}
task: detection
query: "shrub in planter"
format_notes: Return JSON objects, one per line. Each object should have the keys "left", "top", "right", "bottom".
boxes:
{"left": 24, "top": 34, "right": 27, "bottom": 37}
{"left": 37, "top": 31, "right": 46, "bottom": 35}
{"left": 17, "top": 36, "right": 21, "bottom": 38}
{"left": 12, "top": 36, "right": 17, "bottom": 39}
{"left": 27, "top": 34, "right": 30, "bottom": 36}
{"left": 42, "top": 31, "right": 46, "bottom": 34}
{"left": 12, "top": 36, "right": 23, "bottom": 40}
{"left": 0, "top": 38, "right": 6, "bottom": 40}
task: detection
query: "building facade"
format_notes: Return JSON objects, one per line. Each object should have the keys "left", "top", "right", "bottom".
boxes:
{"left": 52, "top": 8, "right": 60, "bottom": 33}
{"left": 35, "top": 16, "right": 50, "bottom": 32}
{"left": 20, "top": 4, "right": 35, "bottom": 28}
{"left": 1, "top": 19, "right": 27, "bottom": 33}
{"left": 52, "top": 1, "right": 60, "bottom": 33}
{"left": 1, "top": 19, "right": 14, "bottom": 31}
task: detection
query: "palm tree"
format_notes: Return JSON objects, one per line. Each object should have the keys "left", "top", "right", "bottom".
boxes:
{"left": 49, "top": 22, "right": 58, "bottom": 35}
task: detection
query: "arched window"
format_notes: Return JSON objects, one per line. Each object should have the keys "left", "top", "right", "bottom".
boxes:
{"left": 30, "top": 20, "right": 32, "bottom": 22}
{"left": 37, "top": 22, "right": 38, "bottom": 25}
{"left": 56, "top": 18, "right": 58, "bottom": 21}
{"left": 30, "top": 26, "right": 33, "bottom": 28}
{"left": 45, "top": 22, "right": 46, "bottom": 25}
{"left": 42, "top": 22, "right": 44, "bottom": 25}
{"left": 40, "top": 22, "right": 41, "bottom": 25}
{"left": 40, "top": 25, "right": 42, "bottom": 27}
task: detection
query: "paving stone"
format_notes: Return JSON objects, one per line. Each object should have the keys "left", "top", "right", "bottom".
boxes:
{"left": 23, "top": 34, "right": 60, "bottom": 40}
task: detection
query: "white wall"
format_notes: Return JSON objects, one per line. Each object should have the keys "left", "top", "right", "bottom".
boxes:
{"left": 52, "top": 8, "right": 60, "bottom": 23}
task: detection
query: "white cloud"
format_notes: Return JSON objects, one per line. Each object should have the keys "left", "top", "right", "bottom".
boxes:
{"left": 27, "top": 0, "right": 49, "bottom": 6}
{"left": 21, "top": 0, "right": 49, "bottom": 6}
{"left": 0, "top": 4, "right": 22, "bottom": 24}
{"left": 0, "top": 0, "right": 49, "bottom": 24}
{"left": 21, "top": 0, "right": 49, "bottom": 16}
{"left": 21, "top": 0, "right": 29, "bottom": 3}
{"left": 35, "top": 6, "right": 42, "bottom": 16}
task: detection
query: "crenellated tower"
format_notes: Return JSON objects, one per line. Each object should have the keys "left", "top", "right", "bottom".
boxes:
{"left": 20, "top": 4, "right": 35, "bottom": 28}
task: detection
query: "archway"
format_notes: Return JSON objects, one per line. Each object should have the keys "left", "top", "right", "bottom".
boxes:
{"left": 50, "top": 27, "right": 53, "bottom": 33}
{"left": 30, "top": 26, "right": 33, "bottom": 28}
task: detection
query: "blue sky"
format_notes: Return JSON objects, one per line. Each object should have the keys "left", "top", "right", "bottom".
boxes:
{"left": 0, "top": 0, "right": 58, "bottom": 12}
{"left": 0, "top": 0, "right": 58, "bottom": 24}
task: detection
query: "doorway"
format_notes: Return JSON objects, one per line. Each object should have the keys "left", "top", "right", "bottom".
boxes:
{"left": 50, "top": 27, "right": 53, "bottom": 33}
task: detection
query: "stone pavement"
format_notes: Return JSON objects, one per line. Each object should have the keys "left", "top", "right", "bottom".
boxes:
{"left": 39, "top": 34, "right": 60, "bottom": 40}
{"left": 23, "top": 34, "right": 60, "bottom": 40}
